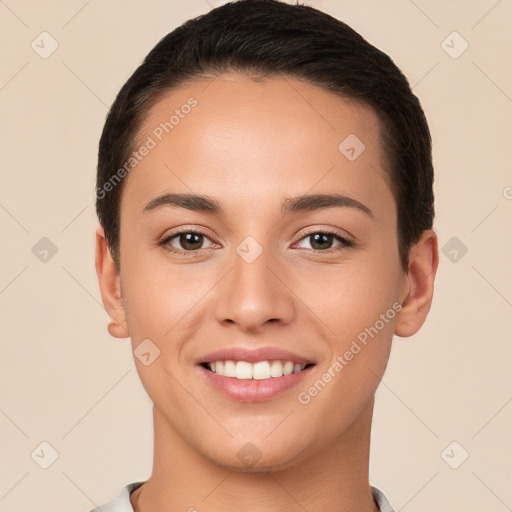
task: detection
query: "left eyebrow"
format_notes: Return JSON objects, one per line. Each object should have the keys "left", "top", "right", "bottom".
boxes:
{"left": 281, "top": 193, "right": 373, "bottom": 218}
{"left": 142, "top": 192, "right": 374, "bottom": 218}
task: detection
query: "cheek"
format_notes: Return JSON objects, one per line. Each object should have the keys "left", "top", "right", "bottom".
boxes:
{"left": 329, "top": 252, "right": 401, "bottom": 377}
{"left": 295, "top": 273, "right": 399, "bottom": 432}
{"left": 120, "top": 251, "right": 218, "bottom": 347}
{"left": 311, "top": 251, "right": 402, "bottom": 338}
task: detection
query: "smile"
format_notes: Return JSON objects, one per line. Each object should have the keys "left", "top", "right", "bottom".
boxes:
{"left": 198, "top": 360, "right": 316, "bottom": 402}
{"left": 201, "top": 360, "right": 314, "bottom": 379}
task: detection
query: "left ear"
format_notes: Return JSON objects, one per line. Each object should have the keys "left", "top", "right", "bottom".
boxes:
{"left": 394, "top": 229, "right": 439, "bottom": 337}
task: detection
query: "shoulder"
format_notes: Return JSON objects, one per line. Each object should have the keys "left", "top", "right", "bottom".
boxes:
{"left": 88, "top": 481, "right": 145, "bottom": 512}
{"left": 370, "top": 485, "right": 395, "bottom": 512}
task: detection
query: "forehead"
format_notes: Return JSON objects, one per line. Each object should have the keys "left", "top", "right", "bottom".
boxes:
{"left": 121, "top": 73, "right": 392, "bottom": 220}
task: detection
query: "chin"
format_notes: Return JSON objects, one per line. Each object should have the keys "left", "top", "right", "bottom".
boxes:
{"left": 205, "top": 439, "right": 308, "bottom": 473}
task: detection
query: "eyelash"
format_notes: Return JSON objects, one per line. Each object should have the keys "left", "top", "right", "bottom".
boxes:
{"left": 158, "top": 228, "right": 355, "bottom": 257}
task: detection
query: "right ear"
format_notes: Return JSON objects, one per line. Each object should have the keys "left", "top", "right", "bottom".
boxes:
{"left": 95, "top": 225, "right": 129, "bottom": 338}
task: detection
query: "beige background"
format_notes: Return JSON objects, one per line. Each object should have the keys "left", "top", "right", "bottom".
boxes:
{"left": 1, "top": 0, "right": 511, "bottom": 510}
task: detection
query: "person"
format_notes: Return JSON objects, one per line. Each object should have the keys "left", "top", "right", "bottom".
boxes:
{"left": 92, "top": 0, "right": 439, "bottom": 510}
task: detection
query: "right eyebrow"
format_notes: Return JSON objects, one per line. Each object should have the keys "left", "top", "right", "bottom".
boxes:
{"left": 142, "top": 193, "right": 223, "bottom": 215}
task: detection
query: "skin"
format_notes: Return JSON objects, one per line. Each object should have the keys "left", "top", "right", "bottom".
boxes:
{"left": 95, "top": 73, "right": 438, "bottom": 512}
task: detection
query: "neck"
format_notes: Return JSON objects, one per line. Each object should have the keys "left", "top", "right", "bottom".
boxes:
{"left": 131, "top": 397, "right": 379, "bottom": 512}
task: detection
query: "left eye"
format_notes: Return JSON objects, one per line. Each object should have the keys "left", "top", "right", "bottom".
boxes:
{"left": 295, "top": 232, "right": 353, "bottom": 251}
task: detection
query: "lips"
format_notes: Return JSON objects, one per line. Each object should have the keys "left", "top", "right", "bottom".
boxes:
{"left": 196, "top": 346, "right": 315, "bottom": 365}
{"left": 195, "top": 345, "right": 316, "bottom": 402}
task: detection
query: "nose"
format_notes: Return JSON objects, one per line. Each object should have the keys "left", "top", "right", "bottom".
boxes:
{"left": 214, "top": 242, "right": 296, "bottom": 333}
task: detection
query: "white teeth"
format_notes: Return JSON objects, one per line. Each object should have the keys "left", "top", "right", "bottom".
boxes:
{"left": 269, "top": 360, "right": 283, "bottom": 377}
{"left": 283, "top": 361, "right": 294, "bottom": 375}
{"left": 223, "top": 360, "right": 236, "bottom": 377}
{"left": 206, "top": 360, "right": 309, "bottom": 379}
{"left": 235, "top": 361, "right": 253, "bottom": 379}
{"left": 253, "top": 361, "right": 271, "bottom": 380}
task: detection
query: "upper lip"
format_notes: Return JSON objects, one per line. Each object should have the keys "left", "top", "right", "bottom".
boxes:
{"left": 196, "top": 346, "right": 315, "bottom": 365}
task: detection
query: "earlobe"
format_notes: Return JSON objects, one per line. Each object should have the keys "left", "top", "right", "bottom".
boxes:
{"left": 95, "top": 225, "right": 130, "bottom": 339}
{"left": 394, "top": 229, "right": 439, "bottom": 338}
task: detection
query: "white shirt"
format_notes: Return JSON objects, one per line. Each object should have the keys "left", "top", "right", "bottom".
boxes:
{"left": 89, "top": 481, "right": 395, "bottom": 511}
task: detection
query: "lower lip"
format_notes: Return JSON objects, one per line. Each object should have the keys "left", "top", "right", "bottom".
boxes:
{"left": 198, "top": 365, "right": 315, "bottom": 402}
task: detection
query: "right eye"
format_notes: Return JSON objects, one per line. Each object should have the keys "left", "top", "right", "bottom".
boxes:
{"left": 159, "top": 229, "right": 216, "bottom": 256}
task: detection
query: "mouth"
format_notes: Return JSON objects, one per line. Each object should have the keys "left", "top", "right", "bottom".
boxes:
{"left": 195, "top": 346, "right": 317, "bottom": 401}
{"left": 199, "top": 360, "right": 316, "bottom": 379}
{"left": 197, "top": 359, "right": 316, "bottom": 402}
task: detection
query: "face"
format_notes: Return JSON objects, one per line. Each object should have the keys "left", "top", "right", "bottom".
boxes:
{"left": 105, "top": 73, "right": 416, "bottom": 470}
